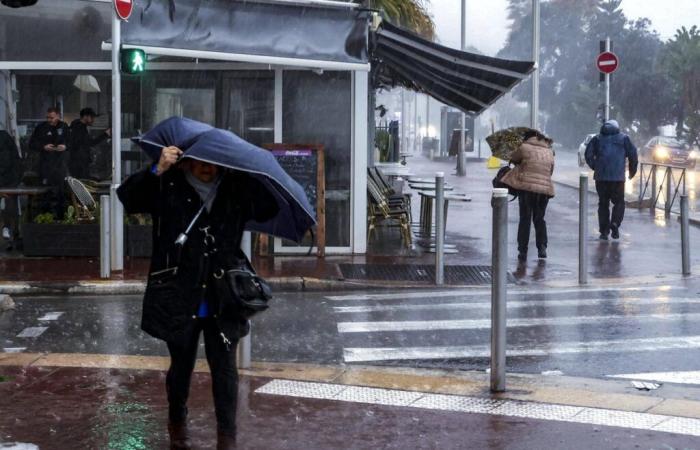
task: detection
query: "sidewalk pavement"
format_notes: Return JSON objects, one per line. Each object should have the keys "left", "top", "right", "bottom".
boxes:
{"left": 2, "top": 353, "right": 700, "bottom": 448}
{"left": 2, "top": 152, "right": 699, "bottom": 294}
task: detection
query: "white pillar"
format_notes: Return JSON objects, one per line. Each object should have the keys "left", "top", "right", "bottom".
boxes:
{"left": 352, "top": 71, "right": 368, "bottom": 254}
{"left": 110, "top": 11, "right": 124, "bottom": 271}
{"left": 457, "top": 0, "right": 467, "bottom": 176}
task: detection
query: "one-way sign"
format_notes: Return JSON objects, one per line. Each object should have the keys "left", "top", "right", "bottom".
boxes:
{"left": 597, "top": 51, "right": 619, "bottom": 74}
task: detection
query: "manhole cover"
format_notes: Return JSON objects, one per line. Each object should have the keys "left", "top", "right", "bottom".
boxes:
{"left": 339, "top": 264, "right": 509, "bottom": 285}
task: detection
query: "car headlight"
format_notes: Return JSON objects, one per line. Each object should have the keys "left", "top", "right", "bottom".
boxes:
{"left": 689, "top": 150, "right": 700, "bottom": 160}
{"left": 654, "top": 146, "right": 670, "bottom": 160}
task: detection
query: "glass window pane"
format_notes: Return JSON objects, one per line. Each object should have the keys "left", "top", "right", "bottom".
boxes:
{"left": 283, "top": 71, "right": 351, "bottom": 247}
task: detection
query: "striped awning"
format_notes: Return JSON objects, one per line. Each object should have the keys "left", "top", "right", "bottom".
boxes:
{"left": 372, "top": 21, "right": 535, "bottom": 115}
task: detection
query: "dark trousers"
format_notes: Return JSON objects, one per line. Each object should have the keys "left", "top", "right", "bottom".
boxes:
{"left": 517, "top": 191, "right": 549, "bottom": 254}
{"left": 166, "top": 318, "right": 239, "bottom": 435}
{"left": 595, "top": 181, "right": 625, "bottom": 236}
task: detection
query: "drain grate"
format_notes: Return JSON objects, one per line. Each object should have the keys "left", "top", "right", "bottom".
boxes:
{"left": 339, "top": 264, "right": 506, "bottom": 285}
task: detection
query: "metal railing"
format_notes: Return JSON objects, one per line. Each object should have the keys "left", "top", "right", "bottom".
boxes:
{"left": 637, "top": 163, "right": 687, "bottom": 216}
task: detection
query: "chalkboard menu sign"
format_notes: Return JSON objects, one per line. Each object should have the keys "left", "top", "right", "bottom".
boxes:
{"left": 263, "top": 144, "right": 326, "bottom": 256}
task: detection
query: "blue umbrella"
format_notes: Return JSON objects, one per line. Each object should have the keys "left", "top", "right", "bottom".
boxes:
{"left": 132, "top": 116, "right": 316, "bottom": 243}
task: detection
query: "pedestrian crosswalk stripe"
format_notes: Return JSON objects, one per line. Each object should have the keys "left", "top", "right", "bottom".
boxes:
{"left": 332, "top": 296, "right": 700, "bottom": 314}
{"left": 325, "top": 285, "right": 680, "bottom": 302}
{"left": 337, "top": 312, "right": 700, "bottom": 333}
{"left": 342, "top": 335, "right": 700, "bottom": 362}
{"left": 256, "top": 379, "right": 700, "bottom": 437}
{"left": 16, "top": 327, "right": 48, "bottom": 338}
{"left": 608, "top": 371, "right": 700, "bottom": 385}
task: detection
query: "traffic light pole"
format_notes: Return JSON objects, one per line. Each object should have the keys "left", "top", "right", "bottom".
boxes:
{"left": 111, "top": 11, "right": 124, "bottom": 271}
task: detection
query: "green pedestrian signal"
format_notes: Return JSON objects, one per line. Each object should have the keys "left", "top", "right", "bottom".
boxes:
{"left": 120, "top": 48, "right": 146, "bottom": 75}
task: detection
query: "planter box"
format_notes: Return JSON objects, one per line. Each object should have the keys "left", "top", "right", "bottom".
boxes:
{"left": 22, "top": 223, "right": 100, "bottom": 257}
{"left": 126, "top": 224, "right": 152, "bottom": 258}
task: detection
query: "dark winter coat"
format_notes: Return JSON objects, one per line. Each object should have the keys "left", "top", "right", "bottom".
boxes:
{"left": 585, "top": 121, "right": 638, "bottom": 181}
{"left": 29, "top": 121, "right": 69, "bottom": 182}
{"left": 117, "top": 166, "right": 279, "bottom": 345}
{"left": 0, "top": 130, "right": 21, "bottom": 187}
{"left": 68, "top": 119, "right": 109, "bottom": 179}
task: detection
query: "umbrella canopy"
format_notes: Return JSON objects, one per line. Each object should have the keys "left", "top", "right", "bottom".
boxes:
{"left": 486, "top": 127, "right": 553, "bottom": 161}
{"left": 132, "top": 117, "right": 316, "bottom": 243}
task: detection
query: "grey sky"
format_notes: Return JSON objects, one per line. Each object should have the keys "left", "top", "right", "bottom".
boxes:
{"left": 430, "top": 0, "right": 700, "bottom": 56}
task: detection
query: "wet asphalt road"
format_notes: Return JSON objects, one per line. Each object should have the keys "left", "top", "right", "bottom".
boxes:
{"left": 3, "top": 282, "right": 700, "bottom": 382}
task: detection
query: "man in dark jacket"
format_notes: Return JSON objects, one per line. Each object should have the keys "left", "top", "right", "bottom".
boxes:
{"left": 118, "top": 146, "right": 278, "bottom": 450}
{"left": 585, "top": 119, "right": 638, "bottom": 240}
{"left": 68, "top": 107, "right": 110, "bottom": 179}
{"left": 29, "top": 107, "right": 69, "bottom": 218}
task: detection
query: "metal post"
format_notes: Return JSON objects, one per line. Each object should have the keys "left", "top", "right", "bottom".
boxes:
{"left": 435, "top": 172, "right": 445, "bottom": 285}
{"left": 100, "top": 195, "right": 111, "bottom": 279}
{"left": 681, "top": 195, "right": 691, "bottom": 276}
{"left": 604, "top": 37, "right": 610, "bottom": 121}
{"left": 413, "top": 91, "right": 419, "bottom": 154}
{"left": 491, "top": 188, "right": 508, "bottom": 392}
{"left": 651, "top": 165, "right": 657, "bottom": 215}
{"left": 665, "top": 167, "right": 672, "bottom": 217}
{"left": 637, "top": 165, "right": 643, "bottom": 206}
{"left": 531, "top": 0, "right": 540, "bottom": 129}
{"left": 579, "top": 173, "right": 589, "bottom": 284}
{"left": 238, "top": 231, "right": 253, "bottom": 369}
{"left": 456, "top": 0, "right": 467, "bottom": 177}
{"left": 111, "top": 13, "right": 124, "bottom": 271}
{"left": 400, "top": 89, "right": 406, "bottom": 159}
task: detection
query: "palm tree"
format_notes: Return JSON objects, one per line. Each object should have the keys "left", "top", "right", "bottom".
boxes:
{"left": 363, "top": 0, "right": 435, "bottom": 40}
{"left": 661, "top": 26, "right": 700, "bottom": 137}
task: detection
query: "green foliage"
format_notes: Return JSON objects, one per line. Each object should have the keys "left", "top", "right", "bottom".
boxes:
{"left": 125, "top": 214, "right": 152, "bottom": 226}
{"left": 62, "top": 206, "right": 77, "bottom": 225}
{"left": 375, "top": 129, "right": 392, "bottom": 162}
{"left": 33, "top": 212, "right": 55, "bottom": 224}
{"left": 661, "top": 26, "right": 700, "bottom": 137}
{"left": 363, "top": 0, "right": 435, "bottom": 40}
{"left": 499, "top": 0, "right": 676, "bottom": 147}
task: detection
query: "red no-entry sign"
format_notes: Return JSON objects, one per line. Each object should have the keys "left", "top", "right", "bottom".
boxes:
{"left": 113, "top": 0, "right": 133, "bottom": 20}
{"left": 597, "top": 51, "right": 619, "bottom": 74}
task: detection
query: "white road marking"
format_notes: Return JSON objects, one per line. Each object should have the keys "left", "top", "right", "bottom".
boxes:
{"left": 337, "top": 312, "right": 700, "bottom": 333}
{"left": 325, "top": 285, "right": 681, "bottom": 302}
{"left": 16, "top": 327, "right": 48, "bottom": 338}
{"left": 342, "top": 335, "right": 700, "bottom": 362}
{"left": 37, "top": 312, "right": 64, "bottom": 321}
{"left": 608, "top": 371, "right": 700, "bottom": 385}
{"left": 256, "top": 379, "right": 700, "bottom": 437}
{"left": 332, "top": 296, "right": 700, "bottom": 314}
{"left": 2, "top": 347, "right": 26, "bottom": 353}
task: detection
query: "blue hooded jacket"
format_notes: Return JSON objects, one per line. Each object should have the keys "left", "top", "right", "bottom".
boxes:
{"left": 585, "top": 120, "right": 638, "bottom": 181}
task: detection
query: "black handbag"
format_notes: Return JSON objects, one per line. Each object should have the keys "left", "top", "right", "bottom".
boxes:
{"left": 215, "top": 250, "right": 272, "bottom": 319}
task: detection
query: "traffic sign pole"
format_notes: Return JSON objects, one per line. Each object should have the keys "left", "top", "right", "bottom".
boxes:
{"left": 111, "top": 5, "right": 124, "bottom": 272}
{"left": 605, "top": 38, "right": 610, "bottom": 121}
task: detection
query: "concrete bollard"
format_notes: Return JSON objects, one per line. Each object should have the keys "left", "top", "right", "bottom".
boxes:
{"left": 435, "top": 172, "right": 445, "bottom": 285}
{"left": 579, "top": 173, "right": 589, "bottom": 285}
{"left": 491, "top": 188, "right": 508, "bottom": 392}
{"left": 100, "top": 195, "right": 111, "bottom": 279}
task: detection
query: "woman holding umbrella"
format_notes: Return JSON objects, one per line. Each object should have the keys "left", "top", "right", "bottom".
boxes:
{"left": 498, "top": 130, "right": 555, "bottom": 262}
{"left": 118, "top": 144, "right": 279, "bottom": 449}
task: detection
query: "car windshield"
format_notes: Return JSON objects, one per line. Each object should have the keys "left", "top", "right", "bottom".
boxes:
{"left": 652, "top": 137, "right": 686, "bottom": 149}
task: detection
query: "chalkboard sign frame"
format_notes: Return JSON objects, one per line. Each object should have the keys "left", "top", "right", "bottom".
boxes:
{"left": 263, "top": 143, "right": 326, "bottom": 257}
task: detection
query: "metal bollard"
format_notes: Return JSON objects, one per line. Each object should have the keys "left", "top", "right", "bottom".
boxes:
{"left": 100, "top": 195, "right": 111, "bottom": 278}
{"left": 681, "top": 195, "right": 691, "bottom": 276}
{"left": 238, "top": 231, "right": 253, "bottom": 369}
{"left": 579, "top": 173, "right": 589, "bottom": 285}
{"left": 435, "top": 172, "right": 445, "bottom": 285}
{"left": 490, "top": 188, "right": 508, "bottom": 392}
{"left": 651, "top": 165, "right": 657, "bottom": 215}
{"left": 665, "top": 167, "right": 672, "bottom": 217}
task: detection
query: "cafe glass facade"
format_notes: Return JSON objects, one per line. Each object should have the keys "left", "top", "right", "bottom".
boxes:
{"left": 0, "top": 0, "right": 368, "bottom": 254}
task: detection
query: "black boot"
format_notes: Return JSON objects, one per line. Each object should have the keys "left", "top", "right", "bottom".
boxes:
{"left": 537, "top": 246, "right": 547, "bottom": 259}
{"left": 217, "top": 430, "right": 237, "bottom": 450}
{"left": 168, "top": 421, "right": 192, "bottom": 449}
{"left": 610, "top": 223, "right": 620, "bottom": 239}
{"left": 517, "top": 252, "right": 527, "bottom": 262}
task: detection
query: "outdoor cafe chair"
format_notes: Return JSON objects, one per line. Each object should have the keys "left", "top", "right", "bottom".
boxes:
{"left": 367, "top": 177, "right": 412, "bottom": 247}
{"left": 65, "top": 176, "right": 97, "bottom": 223}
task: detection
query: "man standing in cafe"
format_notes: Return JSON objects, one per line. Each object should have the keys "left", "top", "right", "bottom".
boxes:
{"left": 68, "top": 107, "right": 111, "bottom": 179}
{"left": 29, "top": 106, "right": 69, "bottom": 218}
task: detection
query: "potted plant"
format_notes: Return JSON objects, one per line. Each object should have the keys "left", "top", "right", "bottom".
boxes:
{"left": 22, "top": 206, "right": 100, "bottom": 257}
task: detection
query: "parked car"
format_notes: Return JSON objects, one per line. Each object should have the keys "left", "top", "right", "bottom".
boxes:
{"left": 578, "top": 133, "right": 596, "bottom": 167}
{"left": 640, "top": 136, "right": 698, "bottom": 168}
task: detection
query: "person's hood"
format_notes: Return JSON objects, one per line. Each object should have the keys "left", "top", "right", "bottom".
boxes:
{"left": 600, "top": 120, "right": 620, "bottom": 136}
